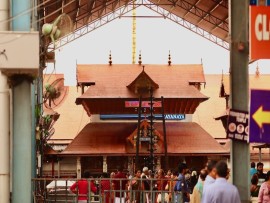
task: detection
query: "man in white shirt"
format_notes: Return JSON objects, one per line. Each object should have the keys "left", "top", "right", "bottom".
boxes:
{"left": 202, "top": 160, "right": 241, "bottom": 203}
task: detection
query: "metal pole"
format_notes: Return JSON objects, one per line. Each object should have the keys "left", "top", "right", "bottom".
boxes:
{"left": 149, "top": 88, "right": 154, "bottom": 172}
{"left": 135, "top": 96, "right": 142, "bottom": 171}
{"left": 161, "top": 96, "right": 168, "bottom": 170}
{"left": 229, "top": 0, "right": 250, "bottom": 202}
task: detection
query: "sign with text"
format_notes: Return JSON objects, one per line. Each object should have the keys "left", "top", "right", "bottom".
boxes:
{"left": 249, "top": 89, "right": 270, "bottom": 143}
{"left": 227, "top": 109, "right": 249, "bottom": 142}
{"left": 250, "top": 6, "right": 270, "bottom": 60}
{"left": 125, "top": 101, "right": 161, "bottom": 108}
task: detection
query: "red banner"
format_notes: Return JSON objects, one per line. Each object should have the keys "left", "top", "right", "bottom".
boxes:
{"left": 125, "top": 101, "right": 161, "bottom": 108}
{"left": 250, "top": 6, "right": 270, "bottom": 60}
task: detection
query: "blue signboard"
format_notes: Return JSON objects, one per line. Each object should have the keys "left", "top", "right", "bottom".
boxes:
{"left": 249, "top": 89, "right": 270, "bottom": 143}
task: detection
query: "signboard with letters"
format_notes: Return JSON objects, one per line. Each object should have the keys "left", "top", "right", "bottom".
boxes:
{"left": 125, "top": 101, "right": 161, "bottom": 108}
{"left": 227, "top": 109, "right": 249, "bottom": 142}
{"left": 249, "top": 5, "right": 270, "bottom": 60}
{"left": 249, "top": 89, "right": 270, "bottom": 143}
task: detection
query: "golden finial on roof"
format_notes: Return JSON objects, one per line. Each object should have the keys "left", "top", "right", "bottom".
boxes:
{"left": 255, "top": 62, "right": 260, "bottom": 77}
{"left": 168, "top": 50, "right": 171, "bottom": 66}
{"left": 201, "top": 58, "right": 203, "bottom": 65}
{"left": 138, "top": 50, "right": 142, "bottom": 65}
{"left": 109, "top": 50, "right": 112, "bottom": 66}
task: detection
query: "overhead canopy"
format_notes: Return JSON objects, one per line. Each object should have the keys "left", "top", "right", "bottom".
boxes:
{"left": 62, "top": 122, "right": 229, "bottom": 156}
{"left": 75, "top": 64, "right": 208, "bottom": 115}
{"left": 40, "top": 0, "right": 228, "bottom": 50}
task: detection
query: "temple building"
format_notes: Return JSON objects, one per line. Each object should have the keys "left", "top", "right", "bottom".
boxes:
{"left": 42, "top": 58, "right": 229, "bottom": 177}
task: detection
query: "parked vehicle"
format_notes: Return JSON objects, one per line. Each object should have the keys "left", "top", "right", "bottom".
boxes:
{"left": 46, "top": 180, "right": 76, "bottom": 203}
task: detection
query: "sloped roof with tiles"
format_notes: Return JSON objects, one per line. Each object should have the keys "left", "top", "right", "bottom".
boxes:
{"left": 222, "top": 74, "right": 270, "bottom": 95}
{"left": 62, "top": 122, "right": 228, "bottom": 156}
{"left": 76, "top": 64, "right": 208, "bottom": 115}
{"left": 193, "top": 74, "right": 227, "bottom": 138}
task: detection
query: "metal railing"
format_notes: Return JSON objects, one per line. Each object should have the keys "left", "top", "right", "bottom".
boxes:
{"left": 32, "top": 177, "right": 185, "bottom": 203}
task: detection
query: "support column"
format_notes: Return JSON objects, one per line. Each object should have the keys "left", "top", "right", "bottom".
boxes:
{"left": 230, "top": 0, "right": 250, "bottom": 202}
{"left": 11, "top": 1, "right": 36, "bottom": 202}
{"left": 0, "top": 0, "right": 10, "bottom": 202}
{"left": 76, "top": 157, "right": 81, "bottom": 178}
{"left": 127, "top": 157, "right": 133, "bottom": 175}
{"left": 12, "top": 80, "right": 33, "bottom": 203}
{"left": 57, "top": 160, "right": 60, "bottom": 178}
{"left": 103, "top": 156, "right": 107, "bottom": 173}
{"left": 156, "top": 157, "right": 161, "bottom": 171}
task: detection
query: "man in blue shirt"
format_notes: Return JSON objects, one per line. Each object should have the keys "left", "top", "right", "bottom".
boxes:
{"left": 174, "top": 162, "right": 189, "bottom": 203}
{"left": 202, "top": 160, "right": 241, "bottom": 203}
{"left": 250, "top": 162, "right": 257, "bottom": 179}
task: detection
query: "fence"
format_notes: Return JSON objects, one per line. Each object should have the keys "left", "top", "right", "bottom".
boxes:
{"left": 32, "top": 177, "right": 185, "bottom": 203}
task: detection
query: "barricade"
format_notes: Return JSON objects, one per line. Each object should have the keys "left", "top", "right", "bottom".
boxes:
{"left": 32, "top": 177, "right": 181, "bottom": 203}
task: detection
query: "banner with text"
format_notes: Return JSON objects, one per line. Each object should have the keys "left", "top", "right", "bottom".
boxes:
{"left": 250, "top": 6, "right": 270, "bottom": 60}
{"left": 227, "top": 109, "right": 249, "bottom": 142}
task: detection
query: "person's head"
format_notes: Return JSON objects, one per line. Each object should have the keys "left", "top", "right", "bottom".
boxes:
{"left": 102, "top": 172, "right": 109, "bottom": 178}
{"left": 178, "top": 162, "right": 188, "bottom": 174}
{"left": 166, "top": 169, "right": 172, "bottom": 176}
{"left": 135, "top": 169, "right": 142, "bottom": 178}
{"left": 83, "top": 170, "right": 90, "bottom": 178}
{"left": 199, "top": 169, "right": 208, "bottom": 181}
{"left": 206, "top": 160, "right": 217, "bottom": 178}
{"left": 215, "top": 160, "right": 228, "bottom": 178}
{"left": 142, "top": 166, "right": 149, "bottom": 175}
{"left": 110, "top": 172, "right": 115, "bottom": 178}
{"left": 257, "top": 162, "right": 264, "bottom": 172}
{"left": 251, "top": 162, "right": 256, "bottom": 168}
{"left": 117, "top": 165, "right": 124, "bottom": 172}
{"left": 266, "top": 171, "right": 270, "bottom": 181}
{"left": 251, "top": 174, "right": 259, "bottom": 185}
{"left": 158, "top": 168, "right": 165, "bottom": 177}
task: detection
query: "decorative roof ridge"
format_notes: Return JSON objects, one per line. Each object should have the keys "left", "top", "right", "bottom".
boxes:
{"left": 126, "top": 65, "right": 159, "bottom": 94}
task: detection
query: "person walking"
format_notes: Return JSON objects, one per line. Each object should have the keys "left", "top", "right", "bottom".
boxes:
{"left": 100, "top": 172, "right": 112, "bottom": 203}
{"left": 190, "top": 169, "right": 207, "bottom": 203}
{"left": 250, "top": 173, "right": 259, "bottom": 203}
{"left": 202, "top": 160, "right": 241, "bottom": 203}
{"left": 70, "top": 170, "right": 97, "bottom": 203}
{"left": 129, "top": 169, "right": 144, "bottom": 203}
{"left": 113, "top": 166, "right": 128, "bottom": 203}
{"left": 258, "top": 171, "right": 270, "bottom": 203}
{"left": 174, "top": 163, "right": 189, "bottom": 203}
{"left": 257, "top": 162, "right": 267, "bottom": 187}
{"left": 250, "top": 162, "right": 257, "bottom": 179}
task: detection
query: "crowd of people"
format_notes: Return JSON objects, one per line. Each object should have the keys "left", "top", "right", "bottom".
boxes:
{"left": 250, "top": 161, "right": 270, "bottom": 203}
{"left": 69, "top": 160, "right": 242, "bottom": 203}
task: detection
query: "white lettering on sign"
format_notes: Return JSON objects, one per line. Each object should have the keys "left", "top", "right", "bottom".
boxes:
{"left": 165, "top": 114, "right": 185, "bottom": 120}
{"left": 255, "top": 14, "right": 270, "bottom": 41}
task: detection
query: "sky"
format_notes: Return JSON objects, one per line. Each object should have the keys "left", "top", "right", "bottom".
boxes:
{"left": 45, "top": 6, "right": 270, "bottom": 86}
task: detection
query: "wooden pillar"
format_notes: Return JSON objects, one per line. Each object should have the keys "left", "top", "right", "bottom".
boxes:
{"left": 128, "top": 156, "right": 133, "bottom": 175}
{"left": 76, "top": 156, "right": 81, "bottom": 178}
{"left": 103, "top": 156, "right": 107, "bottom": 172}
{"left": 156, "top": 156, "right": 161, "bottom": 171}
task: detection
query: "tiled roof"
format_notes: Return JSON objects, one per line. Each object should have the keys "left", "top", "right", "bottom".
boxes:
{"left": 76, "top": 64, "right": 207, "bottom": 99}
{"left": 193, "top": 74, "right": 227, "bottom": 138}
{"left": 223, "top": 74, "right": 270, "bottom": 95}
{"left": 62, "top": 122, "right": 228, "bottom": 156}
{"left": 75, "top": 64, "right": 208, "bottom": 115}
